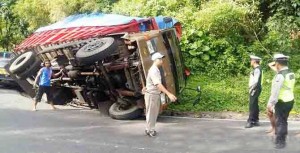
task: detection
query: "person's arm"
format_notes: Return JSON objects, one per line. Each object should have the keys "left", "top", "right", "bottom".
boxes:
{"left": 156, "top": 84, "right": 177, "bottom": 102}
{"left": 53, "top": 69, "right": 64, "bottom": 78}
{"left": 150, "top": 69, "right": 177, "bottom": 102}
{"left": 267, "top": 74, "right": 284, "bottom": 108}
{"left": 33, "top": 68, "right": 43, "bottom": 87}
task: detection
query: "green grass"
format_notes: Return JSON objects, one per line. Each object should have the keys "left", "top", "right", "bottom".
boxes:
{"left": 169, "top": 71, "right": 300, "bottom": 114}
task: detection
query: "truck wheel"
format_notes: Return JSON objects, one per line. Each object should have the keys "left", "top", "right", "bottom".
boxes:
{"left": 98, "top": 100, "right": 114, "bottom": 116}
{"left": 109, "top": 103, "right": 142, "bottom": 120}
{"left": 9, "top": 51, "right": 35, "bottom": 74}
{"left": 17, "top": 59, "right": 41, "bottom": 79}
{"left": 76, "top": 37, "right": 117, "bottom": 65}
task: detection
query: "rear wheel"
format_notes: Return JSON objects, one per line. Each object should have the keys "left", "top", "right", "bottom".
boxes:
{"left": 109, "top": 102, "right": 142, "bottom": 120}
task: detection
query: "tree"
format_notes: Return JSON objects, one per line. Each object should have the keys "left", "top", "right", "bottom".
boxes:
{"left": 0, "top": 0, "right": 28, "bottom": 51}
{"left": 13, "top": 0, "right": 117, "bottom": 31}
{"left": 13, "top": 0, "right": 50, "bottom": 31}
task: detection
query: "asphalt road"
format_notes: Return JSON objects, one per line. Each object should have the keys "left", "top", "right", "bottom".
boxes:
{"left": 0, "top": 86, "right": 300, "bottom": 153}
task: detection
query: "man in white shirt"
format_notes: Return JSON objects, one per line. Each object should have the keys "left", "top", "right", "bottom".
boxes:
{"left": 144, "top": 52, "right": 177, "bottom": 137}
{"left": 245, "top": 55, "right": 262, "bottom": 128}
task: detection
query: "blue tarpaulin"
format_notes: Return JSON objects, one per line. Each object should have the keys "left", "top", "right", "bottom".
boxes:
{"left": 36, "top": 13, "right": 179, "bottom": 33}
{"left": 154, "top": 16, "right": 178, "bottom": 29}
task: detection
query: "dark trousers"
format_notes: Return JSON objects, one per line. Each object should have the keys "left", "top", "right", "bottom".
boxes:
{"left": 247, "top": 88, "right": 261, "bottom": 123}
{"left": 275, "top": 101, "right": 294, "bottom": 143}
{"left": 35, "top": 86, "right": 52, "bottom": 102}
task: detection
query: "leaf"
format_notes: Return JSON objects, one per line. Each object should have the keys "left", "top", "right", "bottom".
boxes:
{"left": 202, "top": 54, "right": 210, "bottom": 61}
{"left": 189, "top": 50, "right": 203, "bottom": 56}
{"left": 203, "top": 46, "right": 210, "bottom": 52}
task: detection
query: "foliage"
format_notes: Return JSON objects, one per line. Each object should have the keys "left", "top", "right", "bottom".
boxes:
{"left": 47, "top": 0, "right": 115, "bottom": 22}
{"left": 267, "top": 0, "right": 300, "bottom": 32}
{"left": 180, "top": 0, "right": 263, "bottom": 77}
{"left": 0, "top": 0, "right": 28, "bottom": 51}
{"left": 169, "top": 71, "right": 300, "bottom": 113}
{"left": 13, "top": 0, "right": 116, "bottom": 31}
{"left": 13, "top": 0, "right": 50, "bottom": 31}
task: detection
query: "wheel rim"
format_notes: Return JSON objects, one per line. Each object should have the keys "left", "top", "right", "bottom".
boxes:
{"left": 85, "top": 41, "right": 105, "bottom": 52}
{"left": 16, "top": 57, "right": 26, "bottom": 65}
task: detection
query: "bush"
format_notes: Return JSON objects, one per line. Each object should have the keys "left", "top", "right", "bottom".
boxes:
{"left": 169, "top": 70, "right": 300, "bottom": 113}
{"left": 179, "top": 0, "right": 262, "bottom": 77}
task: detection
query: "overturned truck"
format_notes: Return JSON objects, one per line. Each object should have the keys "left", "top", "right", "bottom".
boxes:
{"left": 6, "top": 13, "right": 188, "bottom": 120}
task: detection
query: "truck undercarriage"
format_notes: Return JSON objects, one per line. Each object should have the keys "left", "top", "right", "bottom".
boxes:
{"left": 6, "top": 14, "right": 187, "bottom": 120}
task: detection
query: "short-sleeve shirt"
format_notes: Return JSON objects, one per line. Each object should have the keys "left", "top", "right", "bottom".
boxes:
{"left": 39, "top": 67, "right": 52, "bottom": 86}
{"left": 146, "top": 65, "right": 162, "bottom": 94}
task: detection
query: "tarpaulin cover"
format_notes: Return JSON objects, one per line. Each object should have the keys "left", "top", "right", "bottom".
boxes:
{"left": 35, "top": 13, "right": 146, "bottom": 32}
{"left": 15, "top": 13, "right": 180, "bottom": 51}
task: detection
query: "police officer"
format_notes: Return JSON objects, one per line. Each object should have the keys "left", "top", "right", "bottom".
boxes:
{"left": 144, "top": 52, "right": 177, "bottom": 137}
{"left": 245, "top": 55, "right": 262, "bottom": 128}
{"left": 267, "top": 53, "right": 295, "bottom": 149}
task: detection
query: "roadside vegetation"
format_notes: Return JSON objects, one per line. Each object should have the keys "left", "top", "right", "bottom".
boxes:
{"left": 0, "top": 0, "right": 299, "bottom": 113}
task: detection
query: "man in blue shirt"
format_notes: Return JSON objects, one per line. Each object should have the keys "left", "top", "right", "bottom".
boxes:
{"left": 32, "top": 60, "right": 56, "bottom": 111}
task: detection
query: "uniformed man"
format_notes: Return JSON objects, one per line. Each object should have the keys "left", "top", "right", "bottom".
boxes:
{"left": 245, "top": 55, "right": 263, "bottom": 128}
{"left": 267, "top": 53, "right": 295, "bottom": 149}
{"left": 144, "top": 52, "right": 177, "bottom": 137}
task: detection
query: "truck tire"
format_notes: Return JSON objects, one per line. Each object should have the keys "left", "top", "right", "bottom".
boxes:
{"left": 109, "top": 103, "right": 142, "bottom": 120}
{"left": 9, "top": 51, "right": 35, "bottom": 74}
{"left": 98, "top": 100, "right": 114, "bottom": 116}
{"left": 76, "top": 37, "right": 117, "bottom": 65}
{"left": 17, "top": 59, "right": 41, "bottom": 79}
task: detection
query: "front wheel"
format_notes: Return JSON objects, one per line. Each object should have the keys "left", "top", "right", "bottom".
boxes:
{"left": 109, "top": 103, "right": 142, "bottom": 120}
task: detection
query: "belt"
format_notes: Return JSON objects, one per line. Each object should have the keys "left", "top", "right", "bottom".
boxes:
{"left": 145, "top": 92, "right": 161, "bottom": 95}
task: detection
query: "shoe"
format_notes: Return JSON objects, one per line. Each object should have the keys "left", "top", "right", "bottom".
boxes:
{"left": 148, "top": 130, "right": 157, "bottom": 137}
{"left": 275, "top": 142, "right": 286, "bottom": 149}
{"left": 253, "top": 121, "right": 260, "bottom": 126}
{"left": 275, "top": 136, "right": 286, "bottom": 149}
{"left": 145, "top": 130, "right": 150, "bottom": 136}
{"left": 245, "top": 122, "right": 254, "bottom": 128}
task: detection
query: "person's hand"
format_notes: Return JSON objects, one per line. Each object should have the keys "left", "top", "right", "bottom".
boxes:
{"left": 249, "top": 88, "right": 252, "bottom": 94}
{"left": 268, "top": 62, "right": 275, "bottom": 67}
{"left": 251, "top": 89, "right": 256, "bottom": 96}
{"left": 142, "top": 87, "right": 146, "bottom": 95}
{"left": 268, "top": 62, "right": 277, "bottom": 72}
{"left": 33, "top": 83, "right": 37, "bottom": 89}
{"left": 167, "top": 93, "right": 177, "bottom": 102}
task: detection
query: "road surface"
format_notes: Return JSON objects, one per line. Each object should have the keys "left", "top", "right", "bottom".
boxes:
{"left": 0, "top": 86, "right": 300, "bottom": 153}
